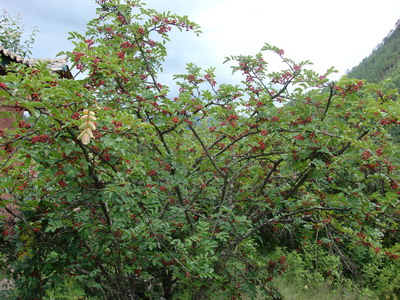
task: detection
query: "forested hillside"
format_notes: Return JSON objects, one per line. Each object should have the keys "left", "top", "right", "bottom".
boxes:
{"left": 347, "top": 19, "right": 400, "bottom": 87}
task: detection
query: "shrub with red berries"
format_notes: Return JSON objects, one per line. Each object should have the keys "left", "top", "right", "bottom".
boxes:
{"left": 0, "top": 1, "right": 399, "bottom": 299}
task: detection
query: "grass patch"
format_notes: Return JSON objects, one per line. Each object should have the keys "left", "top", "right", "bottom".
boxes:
{"left": 273, "top": 277, "right": 374, "bottom": 300}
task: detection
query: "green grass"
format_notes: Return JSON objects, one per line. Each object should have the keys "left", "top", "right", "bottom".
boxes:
{"left": 272, "top": 278, "right": 375, "bottom": 300}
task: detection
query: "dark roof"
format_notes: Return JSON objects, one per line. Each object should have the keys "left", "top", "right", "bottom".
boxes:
{"left": 0, "top": 45, "right": 25, "bottom": 64}
{"left": 0, "top": 45, "right": 73, "bottom": 79}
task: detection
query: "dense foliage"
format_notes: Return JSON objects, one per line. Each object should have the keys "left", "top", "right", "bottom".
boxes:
{"left": 0, "top": 1, "right": 399, "bottom": 299}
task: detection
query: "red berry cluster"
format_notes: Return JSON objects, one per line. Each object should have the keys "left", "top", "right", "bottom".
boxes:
{"left": 18, "top": 121, "right": 31, "bottom": 129}
{"left": 31, "top": 135, "right": 49, "bottom": 144}
{"left": 72, "top": 51, "right": 85, "bottom": 63}
{"left": 379, "top": 117, "right": 397, "bottom": 125}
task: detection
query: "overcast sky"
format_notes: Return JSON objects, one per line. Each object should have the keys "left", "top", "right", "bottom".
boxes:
{"left": 1, "top": 0, "right": 400, "bottom": 84}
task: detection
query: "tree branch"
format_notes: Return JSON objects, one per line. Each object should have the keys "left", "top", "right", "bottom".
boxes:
{"left": 188, "top": 124, "right": 226, "bottom": 178}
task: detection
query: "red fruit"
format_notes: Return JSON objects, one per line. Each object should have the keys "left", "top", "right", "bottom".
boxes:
{"left": 146, "top": 170, "right": 157, "bottom": 177}
{"left": 270, "top": 116, "right": 279, "bottom": 122}
{"left": 58, "top": 180, "right": 67, "bottom": 188}
{"left": 293, "top": 134, "right": 305, "bottom": 141}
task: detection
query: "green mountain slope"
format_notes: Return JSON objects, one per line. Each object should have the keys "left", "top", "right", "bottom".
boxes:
{"left": 347, "top": 19, "right": 400, "bottom": 87}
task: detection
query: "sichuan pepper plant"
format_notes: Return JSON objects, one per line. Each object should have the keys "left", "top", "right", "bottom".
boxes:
{"left": 0, "top": 0, "right": 399, "bottom": 299}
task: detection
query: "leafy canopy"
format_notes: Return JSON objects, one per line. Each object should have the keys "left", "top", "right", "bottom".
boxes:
{"left": 0, "top": 0, "right": 399, "bottom": 299}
